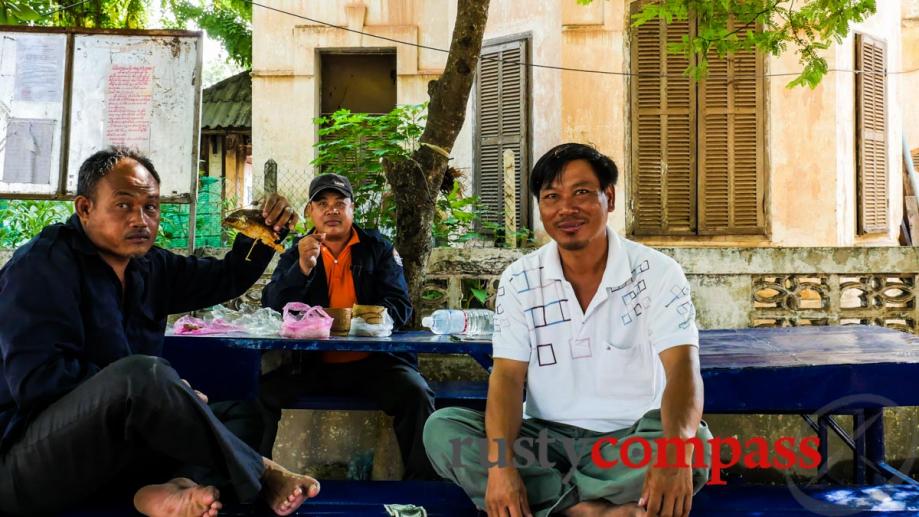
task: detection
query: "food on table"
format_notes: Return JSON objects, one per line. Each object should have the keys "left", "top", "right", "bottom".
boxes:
{"left": 352, "top": 304, "right": 386, "bottom": 325}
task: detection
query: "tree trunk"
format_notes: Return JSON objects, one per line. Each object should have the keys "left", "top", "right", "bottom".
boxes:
{"left": 383, "top": 0, "right": 490, "bottom": 325}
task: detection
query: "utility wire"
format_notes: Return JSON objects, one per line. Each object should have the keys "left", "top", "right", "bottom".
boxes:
{"left": 45, "top": 0, "right": 919, "bottom": 80}
{"left": 246, "top": 0, "right": 919, "bottom": 80}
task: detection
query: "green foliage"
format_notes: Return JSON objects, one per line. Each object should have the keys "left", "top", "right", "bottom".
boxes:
{"left": 481, "top": 220, "right": 537, "bottom": 249}
{"left": 311, "top": 104, "right": 425, "bottom": 236}
{"left": 469, "top": 287, "right": 488, "bottom": 307}
{"left": 0, "top": 1, "right": 44, "bottom": 24}
{"left": 38, "top": 0, "right": 151, "bottom": 29}
{"left": 630, "top": 0, "right": 877, "bottom": 88}
{"left": 0, "top": 199, "right": 208, "bottom": 250}
{"left": 5, "top": 0, "right": 252, "bottom": 69}
{"left": 0, "top": 199, "right": 72, "bottom": 248}
{"left": 0, "top": 199, "right": 227, "bottom": 251}
{"left": 219, "top": 194, "right": 240, "bottom": 243}
{"left": 156, "top": 203, "right": 190, "bottom": 248}
{"left": 312, "top": 104, "right": 486, "bottom": 246}
{"left": 433, "top": 181, "right": 484, "bottom": 246}
{"left": 421, "top": 288, "right": 443, "bottom": 302}
{"left": 169, "top": 0, "right": 252, "bottom": 68}
{"left": 461, "top": 279, "right": 489, "bottom": 309}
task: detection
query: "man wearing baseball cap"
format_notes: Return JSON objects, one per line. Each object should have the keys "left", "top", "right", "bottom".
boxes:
{"left": 260, "top": 173, "right": 437, "bottom": 480}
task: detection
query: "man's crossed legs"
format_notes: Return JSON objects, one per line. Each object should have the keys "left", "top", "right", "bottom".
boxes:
{"left": 0, "top": 355, "right": 320, "bottom": 517}
{"left": 424, "top": 407, "right": 712, "bottom": 517}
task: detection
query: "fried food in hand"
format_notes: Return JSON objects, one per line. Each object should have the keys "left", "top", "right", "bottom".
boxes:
{"left": 223, "top": 209, "right": 288, "bottom": 253}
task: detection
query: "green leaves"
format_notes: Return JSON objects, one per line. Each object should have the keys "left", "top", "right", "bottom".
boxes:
{"left": 29, "top": 0, "right": 153, "bottom": 29}
{"left": 628, "top": 0, "right": 876, "bottom": 88}
{"left": 0, "top": 1, "right": 44, "bottom": 24}
{"left": 460, "top": 279, "right": 489, "bottom": 309}
{"left": 481, "top": 220, "right": 535, "bottom": 248}
{"left": 311, "top": 104, "right": 427, "bottom": 236}
{"left": 4, "top": 1, "right": 251, "bottom": 69}
{"left": 433, "top": 180, "right": 483, "bottom": 246}
{"left": 311, "top": 104, "right": 487, "bottom": 246}
{"left": 469, "top": 287, "right": 488, "bottom": 306}
{"left": 421, "top": 289, "right": 443, "bottom": 302}
{"left": 0, "top": 200, "right": 72, "bottom": 248}
{"left": 170, "top": 0, "right": 252, "bottom": 68}
{"left": 155, "top": 203, "right": 190, "bottom": 248}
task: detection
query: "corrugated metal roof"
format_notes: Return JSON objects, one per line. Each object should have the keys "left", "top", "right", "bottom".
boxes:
{"left": 202, "top": 70, "right": 251, "bottom": 130}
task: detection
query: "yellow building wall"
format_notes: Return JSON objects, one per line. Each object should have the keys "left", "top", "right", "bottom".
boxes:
{"left": 903, "top": 1, "right": 919, "bottom": 155}
{"left": 560, "top": 1, "right": 628, "bottom": 236}
{"left": 474, "top": 0, "right": 903, "bottom": 247}
{"left": 451, "top": 0, "right": 565, "bottom": 234}
{"left": 465, "top": 0, "right": 626, "bottom": 239}
{"left": 252, "top": 0, "right": 455, "bottom": 203}
{"left": 828, "top": 0, "right": 903, "bottom": 247}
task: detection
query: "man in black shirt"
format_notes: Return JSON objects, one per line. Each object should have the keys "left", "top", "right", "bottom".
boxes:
{"left": 0, "top": 147, "right": 319, "bottom": 516}
{"left": 260, "top": 174, "right": 436, "bottom": 480}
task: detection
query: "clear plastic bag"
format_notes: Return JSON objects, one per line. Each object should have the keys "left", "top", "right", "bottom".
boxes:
{"left": 228, "top": 307, "right": 283, "bottom": 336}
{"left": 280, "top": 302, "right": 334, "bottom": 339}
{"left": 196, "top": 304, "right": 283, "bottom": 336}
{"left": 349, "top": 309, "right": 394, "bottom": 337}
{"left": 173, "top": 315, "right": 246, "bottom": 335}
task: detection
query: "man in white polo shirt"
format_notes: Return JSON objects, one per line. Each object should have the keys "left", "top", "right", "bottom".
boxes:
{"left": 424, "top": 143, "right": 712, "bottom": 517}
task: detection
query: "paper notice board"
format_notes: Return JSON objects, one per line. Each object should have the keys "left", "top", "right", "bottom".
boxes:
{"left": 0, "top": 32, "right": 66, "bottom": 195}
{"left": 0, "top": 29, "right": 201, "bottom": 200}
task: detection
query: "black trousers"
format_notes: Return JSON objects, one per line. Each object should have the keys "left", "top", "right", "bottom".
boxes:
{"left": 260, "top": 353, "right": 438, "bottom": 480}
{"left": 0, "top": 355, "right": 266, "bottom": 516}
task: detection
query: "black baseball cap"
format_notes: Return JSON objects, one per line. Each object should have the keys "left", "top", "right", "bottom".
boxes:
{"left": 308, "top": 173, "right": 354, "bottom": 202}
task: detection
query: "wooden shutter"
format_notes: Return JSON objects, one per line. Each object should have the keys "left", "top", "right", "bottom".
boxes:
{"left": 475, "top": 39, "right": 529, "bottom": 230}
{"left": 630, "top": 1, "right": 696, "bottom": 235}
{"left": 698, "top": 20, "right": 765, "bottom": 234}
{"left": 856, "top": 34, "right": 888, "bottom": 234}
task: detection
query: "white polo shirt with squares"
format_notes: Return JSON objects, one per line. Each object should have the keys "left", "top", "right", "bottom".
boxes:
{"left": 492, "top": 228, "right": 699, "bottom": 432}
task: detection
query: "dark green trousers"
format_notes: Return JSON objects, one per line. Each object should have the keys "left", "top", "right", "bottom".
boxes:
{"left": 423, "top": 407, "right": 712, "bottom": 516}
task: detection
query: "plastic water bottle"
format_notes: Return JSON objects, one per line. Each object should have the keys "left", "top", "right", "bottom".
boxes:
{"left": 422, "top": 309, "right": 495, "bottom": 335}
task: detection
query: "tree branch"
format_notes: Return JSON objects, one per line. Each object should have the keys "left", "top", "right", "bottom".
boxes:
{"left": 419, "top": 0, "right": 489, "bottom": 157}
{"left": 383, "top": 0, "right": 491, "bottom": 325}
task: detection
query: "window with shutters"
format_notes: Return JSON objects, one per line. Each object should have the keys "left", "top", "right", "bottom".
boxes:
{"left": 630, "top": 4, "right": 765, "bottom": 236}
{"left": 855, "top": 34, "right": 888, "bottom": 235}
{"left": 474, "top": 38, "right": 530, "bottom": 231}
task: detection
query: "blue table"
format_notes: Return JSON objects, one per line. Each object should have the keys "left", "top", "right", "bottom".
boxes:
{"left": 163, "top": 325, "right": 919, "bottom": 486}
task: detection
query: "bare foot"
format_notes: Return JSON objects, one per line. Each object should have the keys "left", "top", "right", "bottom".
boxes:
{"left": 261, "top": 458, "right": 321, "bottom": 516}
{"left": 133, "top": 477, "right": 222, "bottom": 517}
{"left": 565, "top": 500, "right": 645, "bottom": 517}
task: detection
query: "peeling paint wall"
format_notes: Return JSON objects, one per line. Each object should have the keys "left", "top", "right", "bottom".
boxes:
{"left": 252, "top": 0, "right": 457, "bottom": 195}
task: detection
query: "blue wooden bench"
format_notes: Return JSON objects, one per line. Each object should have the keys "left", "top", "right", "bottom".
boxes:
{"left": 288, "top": 380, "right": 489, "bottom": 411}
{"left": 61, "top": 326, "right": 919, "bottom": 516}
{"left": 165, "top": 326, "right": 919, "bottom": 483}
{"left": 66, "top": 482, "right": 919, "bottom": 515}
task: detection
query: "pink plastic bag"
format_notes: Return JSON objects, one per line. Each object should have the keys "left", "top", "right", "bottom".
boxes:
{"left": 280, "top": 302, "right": 333, "bottom": 339}
{"left": 173, "top": 315, "right": 246, "bottom": 335}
